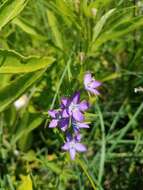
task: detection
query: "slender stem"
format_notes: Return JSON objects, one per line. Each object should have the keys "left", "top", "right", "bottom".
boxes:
{"left": 107, "top": 99, "right": 127, "bottom": 135}
{"left": 76, "top": 158, "right": 97, "bottom": 190}
{"left": 50, "top": 59, "right": 71, "bottom": 110}
{"left": 6, "top": 175, "right": 15, "bottom": 190}
{"left": 109, "top": 102, "right": 143, "bottom": 152}
{"left": 97, "top": 104, "right": 106, "bottom": 186}
{"left": 0, "top": 113, "right": 3, "bottom": 147}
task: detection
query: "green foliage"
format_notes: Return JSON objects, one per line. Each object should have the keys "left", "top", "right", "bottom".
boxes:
{"left": 0, "top": 49, "right": 55, "bottom": 73}
{"left": 17, "top": 175, "right": 33, "bottom": 190}
{"left": 0, "top": 0, "right": 28, "bottom": 30}
{"left": 1, "top": 0, "right": 143, "bottom": 189}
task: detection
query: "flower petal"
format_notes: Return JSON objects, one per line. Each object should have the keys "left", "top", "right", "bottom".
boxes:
{"left": 59, "top": 118, "right": 69, "bottom": 131}
{"left": 75, "top": 143, "right": 87, "bottom": 152}
{"left": 73, "top": 110, "right": 84, "bottom": 122}
{"left": 62, "top": 142, "right": 70, "bottom": 150}
{"left": 66, "top": 133, "right": 72, "bottom": 142}
{"left": 75, "top": 133, "right": 82, "bottom": 142}
{"left": 69, "top": 148, "right": 76, "bottom": 160}
{"left": 84, "top": 73, "right": 92, "bottom": 85}
{"left": 90, "top": 80, "right": 101, "bottom": 88}
{"left": 71, "top": 92, "right": 80, "bottom": 104}
{"left": 49, "top": 119, "right": 58, "bottom": 128}
{"left": 48, "top": 110, "right": 57, "bottom": 118}
{"left": 79, "top": 100, "right": 89, "bottom": 111}
{"left": 91, "top": 88, "right": 100, "bottom": 95}
{"left": 62, "top": 109, "right": 69, "bottom": 118}
{"left": 61, "top": 97, "right": 69, "bottom": 108}
{"left": 78, "top": 122, "right": 89, "bottom": 128}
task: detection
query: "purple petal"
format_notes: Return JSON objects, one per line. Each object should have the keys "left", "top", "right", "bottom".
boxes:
{"left": 84, "top": 73, "right": 92, "bottom": 85}
{"left": 61, "top": 126, "right": 68, "bottom": 131}
{"left": 69, "top": 148, "right": 76, "bottom": 160}
{"left": 49, "top": 119, "right": 58, "bottom": 128}
{"left": 79, "top": 100, "right": 89, "bottom": 111}
{"left": 62, "top": 142, "right": 70, "bottom": 150}
{"left": 61, "top": 97, "right": 69, "bottom": 108}
{"left": 78, "top": 122, "right": 89, "bottom": 128}
{"left": 75, "top": 143, "right": 87, "bottom": 152}
{"left": 66, "top": 134, "right": 72, "bottom": 142}
{"left": 71, "top": 92, "right": 80, "bottom": 104}
{"left": 59, "top": 118, "right": 69, "bottom": 131}
{"left": 75, "top": 133, "right": 82, "bottom": 142}
{"left": 62, "top": 109, "right": 69, "bottom": 118}
{"left": 90, "top": 80, "right": 101, "bottom": 88}
{"left": 73, "top": 110, "right": 84, "bottom": 122}
{"left": 90, "top": 88, "right": 100, "bottom": 95}
{"left": 48, "top": 110, "right": 57, "bottom": 118}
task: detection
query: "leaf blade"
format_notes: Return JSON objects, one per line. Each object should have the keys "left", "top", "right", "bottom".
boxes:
{"left": 0, "top": 70, "right": 45, "bottom": 112}
{"left": 0, "top": 0, "right": 28, "bottom": 30}
{"left": 0, "top": 49, "right": 55, "bottom": 73}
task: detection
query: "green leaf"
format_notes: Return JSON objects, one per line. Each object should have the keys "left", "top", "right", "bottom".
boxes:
{"left": 11, "top": 113, "right": 43, "bottom": 145}
{"left": 12, "top": 18, "right": 46, "bottom": 40}
{"left": 90, "top": 14, "right": 143, "bottom": 52}
{"left": 0, "top": 0, "right": 28, "bottom": 30}
{"left": 47, "top": 9, "right": 63, "bottom": 49}
{"left": 0, "top": 70, "right": 45, "bottom": 112}
{"left": 92, "top": 9, "right": 115, "bottom": 43}
{"left": 48, "top": 0, "right": 80, "bottom": 30}
{"left": 0, "top": 49, "right": 55, "bottom": 73}
{"left": 0, "top": 74, "right": 11, "bottom": 88}
{"left": 102, "top": 72, "right": 121, "bottom": 82}
{"left": 17, "top": 175, "right": 33, "bottom": 190}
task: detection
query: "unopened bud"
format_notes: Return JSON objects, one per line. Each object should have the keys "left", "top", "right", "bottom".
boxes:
{"left": 79, "top": 52, "right": 85, "bottom": 63}
{"left": 91, "top": 8, "right": 97, "bottom": 17}
{"left": 14, "top": 94, "right": 28, "bottom": 109}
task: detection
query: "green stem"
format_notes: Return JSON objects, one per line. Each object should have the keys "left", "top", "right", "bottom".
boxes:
{"left": 96, "top": 104, "right": 106, "bottom": 185}
{"left": 76, "top": 158, "right": 97, "bottom": 190}
{"left": 109, "top": 102, "right": 143, "bottom": 152}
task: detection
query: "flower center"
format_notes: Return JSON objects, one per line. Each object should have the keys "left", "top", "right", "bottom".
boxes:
{"left": 69, "top": 102, "right": 79, "bottom": 112}
{"left": 56, "top": 113, "right": 62, "bottom": 120}
{"left": 72, "top": 121, "right": 79, "bottom": 130}
{"left": 70, "top": 141, "right": 76, "bottom": 149}
{"left": 87, "top": 79, "right": 94, "bottom": 88}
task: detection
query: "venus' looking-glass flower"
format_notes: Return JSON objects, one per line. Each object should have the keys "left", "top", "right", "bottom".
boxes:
{"left": 48, "top": 91, "right": 89, "bottom": 159}
{"left": 62, "top": 134, "right": 87, "bottom": 160}
{"left": 48, "top": 72, "right": 101, "bottom": 160}
{"left": 61, "top": 92, "right": 89, "bottom": 122}
{"left": 48, "top": 109, "right": 69, "bottom": 131}
{"left": 84, "top": 72, "right": 101, "bottom": 95}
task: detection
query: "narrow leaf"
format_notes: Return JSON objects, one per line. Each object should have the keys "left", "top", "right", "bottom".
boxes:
{"left": 47, "top": 9, "right": 63, "bottom": 49}
{"left": 0, "top": 70, "right": 45, "bottom": 112}
{"left": 0, "top": 0, "right": 28, "bottom": 30}
{"left": 12, "top": 18, "right": 46, "bottom": 40}
{"left": 92, "top": 9, "right": 115, "bottom": 42}
{"left": 0, "top": 49, "right": 55, "bottom": 73}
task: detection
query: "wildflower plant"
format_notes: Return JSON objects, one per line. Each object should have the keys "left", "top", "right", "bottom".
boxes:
{"left": 48, "top": 72, "right": 101, "bottom": 160}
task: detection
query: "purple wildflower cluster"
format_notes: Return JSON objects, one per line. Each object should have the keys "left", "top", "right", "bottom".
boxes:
{"left": 48, "top": 72, "right": 101, "bottom": 160}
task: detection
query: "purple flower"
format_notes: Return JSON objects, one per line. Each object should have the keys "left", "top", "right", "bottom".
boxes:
{"left": 62, "top": 134, "right": 87, "bottom": 160}
{"left": 60, "top": 97, "right": 70, "bottom": 118}
{"left": 48, "top": 109, "right": 69, "bottom": 131}
{"left": 84, "top": 72, "right": 101, "bottom": 95}
{"left": 61, "top": 92, "right": 89, "bottom": 122}
{"left": 72, "top": 119, "right": 89, "bottom": 132}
